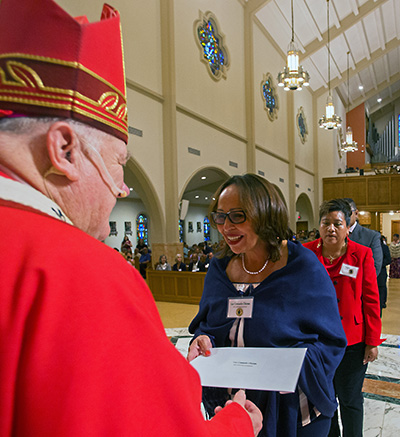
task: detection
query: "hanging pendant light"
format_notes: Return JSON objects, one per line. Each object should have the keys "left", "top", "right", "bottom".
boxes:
{"left": 341, "top": 51, "right": 358, "bottom": 152}
{"left": 319, "top": 0, "right": 341, "bottom": 130}
{"left": 277, "top": 0, "right": 310, "bottom": 91}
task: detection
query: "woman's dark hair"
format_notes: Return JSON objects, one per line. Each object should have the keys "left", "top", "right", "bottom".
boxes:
{"left": 319, "top": 199, "right": 352, "bottom": 226}
{"left": 209, "top": 173, "right": 290, "bottom": 262}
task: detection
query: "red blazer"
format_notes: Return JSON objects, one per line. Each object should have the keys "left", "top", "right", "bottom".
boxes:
{"left": 304, "top": 238, "right": 382, "bottom": 347}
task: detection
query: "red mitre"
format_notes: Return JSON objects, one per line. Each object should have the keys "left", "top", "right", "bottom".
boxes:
{"left": 0, "top": 0, "right": 128, "bottom": 143}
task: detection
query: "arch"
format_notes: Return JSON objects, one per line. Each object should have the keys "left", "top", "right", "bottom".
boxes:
{"left": 179, "top": 166, "right": 230, "bottom": 204}
{"left": 179, "top": 166, "right": 229, "bottom": 246}
{"left": 271, "top": 183, "right": 288, "bottom": 209}
{"left": 295, "top": 192, "right": 314, "bottom": 231}
{"left": 125, "top": 157, "right": 165, "bottom": 243}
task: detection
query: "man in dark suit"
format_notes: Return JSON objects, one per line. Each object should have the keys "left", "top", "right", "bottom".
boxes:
{"left": 344, "top": 198, "right": 382, "bottom": 276}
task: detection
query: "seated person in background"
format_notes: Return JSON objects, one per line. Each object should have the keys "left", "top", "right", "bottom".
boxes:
{"left": 136, "top": 238, "right": 149, "bottom": 253}
{"left": 188, "top": 252, "right": 206, "bottom": 272}
{"left": 121, "top": 235, "right": 132, "bottom": 253}
{"left": 156, "top": 254, "right": 171, "bottom": 271}
{"left": 199, "top": 253, "right": 208, "bottom": 270}
{"left": 139, "top": 247, "right": 151, "bottom": 279}
{"left": 125, "top": 253, "right": 134, "bottom": 267}
{"left": 172, "top": 254, "right": 187, "bottom": 271}
{"left": 307, "top": 230, "right": 316, "bottom": 241}
{"left": 204, "top": 251, "right": 214, "bottom": 270}
{"left": 183, "top": 243, "right": 189, "bottom": 257}
{"left": 203, "top": 241, "right": 212, "bottom": 255}
{"left": 198, "top": 242, "right": 206, "bottom": 254}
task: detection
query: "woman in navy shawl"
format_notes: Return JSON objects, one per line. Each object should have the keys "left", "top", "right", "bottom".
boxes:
{"left": 187, "top": 174, "right": 346, "bottom": 437}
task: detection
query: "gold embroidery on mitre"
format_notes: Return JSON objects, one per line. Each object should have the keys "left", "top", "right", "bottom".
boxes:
{"left": 0, "top": 57, "right": 127, "bottom": 135}
{"left": 98, "top": 91, "right": 128, "bottom": 119}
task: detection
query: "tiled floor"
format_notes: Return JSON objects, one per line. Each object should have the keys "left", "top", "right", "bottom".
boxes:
{"left": 157, "top": 278, "right": 400, "bottom": 436}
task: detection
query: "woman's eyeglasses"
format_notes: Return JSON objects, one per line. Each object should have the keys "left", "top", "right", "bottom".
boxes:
{"left": 211, "top": 210, "right": 246, "bottom": 225}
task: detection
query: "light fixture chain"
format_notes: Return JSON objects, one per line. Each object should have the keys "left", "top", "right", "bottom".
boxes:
{"left": 291, "top": 0, "right": 294, "bottom": 42}
{"left": 347, "top": 51, "right": 350, "bottom": 111}
{"left": 327, "top": 0, "right": 331, "bottom": 94}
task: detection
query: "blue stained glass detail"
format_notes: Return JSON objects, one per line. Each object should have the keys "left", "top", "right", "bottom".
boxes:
{"left": 298, "top": 113, "right": 306, "bottom": 139}
{"left": 179, "top": 220, "right": 184, "bottom": 243}
{"left": 136, "top": 214, "right": 148, "bottom": 245}
{"left": 198, "top": 20, "right": 225, "bottom": 77}
{"left": 262, "top": 78, "right": 277, "bottom": 117}
{"left": 204, "top": 216, "right": 210, "bottom": 241}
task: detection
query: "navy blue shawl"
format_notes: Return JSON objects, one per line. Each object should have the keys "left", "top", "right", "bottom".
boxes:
{"left": 189, "top": 240, "right": 347, "bottom": 434}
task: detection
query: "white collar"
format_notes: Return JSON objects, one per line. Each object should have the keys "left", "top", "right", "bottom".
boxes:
{"left": 0, "top": 175, "right": 73, "bottom": 225}
{"left": 349, "top": 221, "right": 357, "bottom": 233}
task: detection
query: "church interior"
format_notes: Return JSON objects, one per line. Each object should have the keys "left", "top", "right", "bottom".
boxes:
{"left": 58, "top": 0, "right": 400, "bottom": 434}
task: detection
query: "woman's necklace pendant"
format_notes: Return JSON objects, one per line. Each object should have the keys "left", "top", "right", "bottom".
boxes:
{"left": 241, "top": 253, "right": 269, "bottom": 275}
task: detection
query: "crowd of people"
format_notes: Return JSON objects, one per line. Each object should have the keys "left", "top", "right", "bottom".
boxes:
{"left": 118, "top": 236, "right": 220, "bottom": 275}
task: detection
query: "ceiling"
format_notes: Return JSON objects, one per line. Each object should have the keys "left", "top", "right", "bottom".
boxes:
{"left": 182, "top": 168, "right": 228, "bottom": 206}
{"left": 126, "top": 0, "right": 400, "bottom": 206}
{"left": 253, "top": 0, "right": 400, "bottom": 116}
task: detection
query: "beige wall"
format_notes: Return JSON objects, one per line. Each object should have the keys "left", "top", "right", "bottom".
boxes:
{"left": 253, "top": 24, "right": 289, "bottom": 160}
{"left": 176, "top": 113, "right": 246, "bottom": 195}
{"left": 127, "top": 89, "right": 165, "bottom": 209}
{"left": 255, "top": 149, "right": 290, "bottom": 203}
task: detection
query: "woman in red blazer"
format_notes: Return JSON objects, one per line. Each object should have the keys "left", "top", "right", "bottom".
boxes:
{"left": 304, "top": 198, "right": 382, "bottom": 437}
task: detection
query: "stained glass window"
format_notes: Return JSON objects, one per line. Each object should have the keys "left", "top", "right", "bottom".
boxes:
{"left": 204, "top": 216, "right": 210, "bottom": 241}
{"left": 297, "top": 106, "right": 308, "bottom": 144}
{"left": 261, "top": 73, "right": 278, "bottom": 121}
{"left": 179, "top": 220, "right": 184, "bottom": 243}
{"left": 195, "top": 12, "right": 229, "bottom": 80}
{"left": 136, "top": 213, "right": 148, "bottom": 245}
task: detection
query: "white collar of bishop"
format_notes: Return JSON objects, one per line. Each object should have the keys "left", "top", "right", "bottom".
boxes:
{"left": 0, "top": 174, "right": 73, "bottom": 225}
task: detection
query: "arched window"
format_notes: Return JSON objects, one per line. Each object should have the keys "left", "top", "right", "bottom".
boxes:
{"left": 136, "top": 213, "right": 148, "bottom": 245}
{"left": 204, "top": 216, "right": 210, "bottom": 241}
{"left": 179, "top": 220, "right": 184, "bottom": 243}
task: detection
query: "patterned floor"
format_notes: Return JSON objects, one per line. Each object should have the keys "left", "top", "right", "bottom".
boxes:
{"left": 166, "top": 328, "right": 400, "bottom": 436}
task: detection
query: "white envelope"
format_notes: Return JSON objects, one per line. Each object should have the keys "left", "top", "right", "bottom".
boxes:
{"left": 191, "top": 347, "right": 307, "bottom": 392}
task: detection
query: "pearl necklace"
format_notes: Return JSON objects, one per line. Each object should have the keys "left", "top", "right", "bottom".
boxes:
{"left": 241, "top": 253, "right": 269, "bottom": 275}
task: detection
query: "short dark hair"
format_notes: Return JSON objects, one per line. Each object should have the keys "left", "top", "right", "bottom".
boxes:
{"left": 209, "top": 173, "right": 290, "bottom": 262}
{"left": 319, "top": 199, "right": 352, "bottom": 226}
{"left": 343, "top": 197, "right": 357, "bottom": 211}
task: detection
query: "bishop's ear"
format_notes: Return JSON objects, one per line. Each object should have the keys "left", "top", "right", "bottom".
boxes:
{"left": 45, "top": 122, "right": 81, "bottom": 181}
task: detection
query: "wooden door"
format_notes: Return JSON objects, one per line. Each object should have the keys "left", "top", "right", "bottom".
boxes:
{"left": 391, "top": 220, "right": 400, "bottom": 239}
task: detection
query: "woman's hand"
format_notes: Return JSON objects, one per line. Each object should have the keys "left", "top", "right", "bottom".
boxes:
{"left": 214, "top": 390, "right": 263, "bottom": 436}
{"left": 186, "top": 335, "right": 212, "bottom": 362}
{"left": 363, "top": 345, "right": 378, "bottom": 364}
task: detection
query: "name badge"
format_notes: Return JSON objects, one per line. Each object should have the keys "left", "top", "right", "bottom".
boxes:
{"left": 227, "top": 297, "right": 254, "bottom": 318}
{"left": 339, "top": 263, "right": 359, "bottom": 278}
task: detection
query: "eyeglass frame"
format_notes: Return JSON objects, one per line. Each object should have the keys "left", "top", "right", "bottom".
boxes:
{"left": 211, "top": 209, "right": 247, "bottom": 225}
